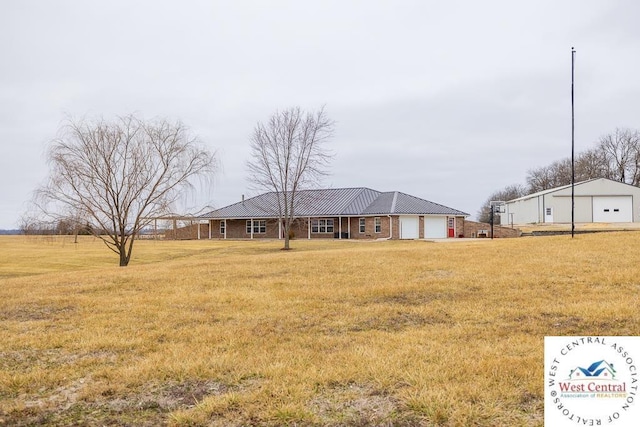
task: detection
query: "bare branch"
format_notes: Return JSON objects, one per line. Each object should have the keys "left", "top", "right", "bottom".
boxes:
{"left": 246, "top": 106, "right": 334, "bottom": 249}
{"left": 31, "top": 114, "right": 217, "bottom": 266}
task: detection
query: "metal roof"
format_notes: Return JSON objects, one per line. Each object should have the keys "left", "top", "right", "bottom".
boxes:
{"left": 506, "top": 178, "right": 601, "bottom": 203}
{"left": 393, "top": 192, "right": 468, "bottom": 215}
{"left": 362, "top": 191, "right": 468, "bottom": 215}
{"left": 200, "top": 187, "right": 468, "bottom": 219}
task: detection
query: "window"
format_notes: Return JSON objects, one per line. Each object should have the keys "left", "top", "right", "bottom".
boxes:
{"left": 614, "top": 209, "right": 620, "bottom": 212}
{"left": 359, "top": 218, "right": 366, "bottom": 233}
{"left": 311, "top": 219, "right": 334, "bottom": 233}
{"left": 375, "top": 217, "right": 381, "bottom": 233}
{"left": 545, "top": 207, "right": 552, "bottom": 215}
{"left": 604, "top": 209, "right": 610, "bottom": 212}
{"left": 325, "top": 219, "right": 334, "bottom": 233}
{"left": 220, "top": 220, "right": 226, "bottom": 235}
{"left": 246, "top": 220, "right": 266, "bottom": 234}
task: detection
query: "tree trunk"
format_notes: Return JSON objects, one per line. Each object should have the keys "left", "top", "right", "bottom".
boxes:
{"left": 283, "top": 219, "right": 291, "bottom": 250}
{"left": 119, "top": 248, "right": 129, "bottom": 267}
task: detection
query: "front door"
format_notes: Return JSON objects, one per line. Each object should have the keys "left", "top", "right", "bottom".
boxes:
{"left": 447, "top": 217, "right": 455, "bottom": 237}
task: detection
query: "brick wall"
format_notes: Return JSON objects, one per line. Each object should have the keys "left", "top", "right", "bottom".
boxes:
{"left": 455, "top": 217, "right": 465, "bottom": 238}
{"left": 206, "top": 217, "right": 394, "bottom": 240}
{"left": 461, "top": 219, "right": 521, "bottom": 238}
{"left": 165, "top": 223, "right": 210, "bottom": 240}
{"left": 165, "top": 217, "right": 490, "bottom": 240}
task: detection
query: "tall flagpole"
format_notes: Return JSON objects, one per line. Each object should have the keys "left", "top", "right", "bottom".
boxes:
{"left": 571, "top": 47, "right": 576, "bottom": 238}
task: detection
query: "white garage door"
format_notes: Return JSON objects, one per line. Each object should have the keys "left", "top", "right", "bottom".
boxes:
{"left": 399, "top": 216, "right": 419, "bottom": 239}
{"left": 424, "top": 216, "right": 447, "bottom": 239}
{"left": 593, "top": 196, "right": 632, "bottom": 222}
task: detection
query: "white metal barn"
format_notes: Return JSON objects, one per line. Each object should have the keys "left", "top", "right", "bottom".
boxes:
{"left": 500, "top": 178, "right": 640, "bottom": 225}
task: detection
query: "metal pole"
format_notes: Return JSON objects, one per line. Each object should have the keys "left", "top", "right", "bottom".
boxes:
{"left": 571, "top": 47, "right": 576, "bottom": 238}
{"left": 490, "top": 207, "right": 494, "bottom": 240}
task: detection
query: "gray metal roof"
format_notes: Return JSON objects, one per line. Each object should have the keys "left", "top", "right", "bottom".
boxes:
{"left": 200, "top": 188, "right": 468, "bottom": 219}
{"left": 362, "top": 191, "right": 468, "bottom": 216}
{"left": 394, "top": 192, "right": 468, "bottom": 215}
{"left": 506, "top": 178, "right": 600, "bottom": 203}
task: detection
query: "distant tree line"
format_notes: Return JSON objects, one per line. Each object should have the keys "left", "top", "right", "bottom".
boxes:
{"left": 19, "top": 215, "right": 95, "bottom": 237}
{"left": 479, "top": 128, "right": 640, "bottom": 223}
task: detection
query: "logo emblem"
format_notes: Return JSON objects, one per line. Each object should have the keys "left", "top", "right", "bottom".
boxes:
{"left": 545, "top": 337, "right": 639, "bottom": 426}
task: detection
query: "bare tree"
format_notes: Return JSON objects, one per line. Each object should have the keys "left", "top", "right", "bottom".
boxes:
{"left": 246, "top": 106, "right": 334, "bottom": 250}
{"left": 33, "top": 115, "right": 216, "bottom": 266}
{"left": 575, "top": 148, "right": 609, "bottom": 182}
{"left": 477, "top": 184, "right": 527, "bottom": 223}
{"left": 526, "top": 149, "right": 611, "bottom": 193}
{"left": 18, "top": 211, "right": 53, "bottom": 235}
{"left": 597, "top": 128, "right": 640, "bottom": 185}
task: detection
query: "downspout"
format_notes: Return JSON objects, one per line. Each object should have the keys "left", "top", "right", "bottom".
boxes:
{"left": 387, "top": 191, "right": 398, "bottom": 240}
{"left": 388, "top": 191, "right": 398, "bottom": 240}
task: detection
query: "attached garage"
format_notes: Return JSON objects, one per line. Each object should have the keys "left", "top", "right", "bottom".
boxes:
{"left": 399, "top": 216, "right": 419, "bottom": 239}
{"left": 202, "top": 188, "right": 468, "bottom": 240}
{"left": 424, "top": 216, "right": 447, "bottom": 238}
{"left": 593, "top": 196, "right": 632, "bottom": 222}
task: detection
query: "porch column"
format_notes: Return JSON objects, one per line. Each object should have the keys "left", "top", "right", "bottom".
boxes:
{"left": 197, "top": 221, "right": 201, "bottom": 240}
{"left": 339, "top": 216, "right": 342, "bottom": 239}
{"left": 308, "top": 217, "right": 311, "bottom": 239}
{"left": 208, "top": 220, "right": 212, "bottom": 239}
{"left": 278, "top": 219, "right": 282, "bottom": 240}
{"left": 251, "top": 219, "right": 254, "bottom": 239}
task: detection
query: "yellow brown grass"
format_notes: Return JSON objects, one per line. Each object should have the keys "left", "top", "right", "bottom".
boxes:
{"left": 1, "top": 233, "right": 639, "bottom": 426}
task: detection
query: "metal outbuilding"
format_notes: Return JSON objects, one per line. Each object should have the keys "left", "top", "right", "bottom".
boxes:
{"left": 500, "top": 178, "right": 640, "bottom": 225}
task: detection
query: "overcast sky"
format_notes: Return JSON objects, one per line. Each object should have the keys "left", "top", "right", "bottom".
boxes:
{"left": 2, "top": 1, "right": 640, "bottom": 229}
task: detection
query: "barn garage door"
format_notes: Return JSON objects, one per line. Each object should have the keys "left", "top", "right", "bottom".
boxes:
{"left": 400, "top": 216, "right": 419, "bottom": 239}
{"left": 593, "top": 196, "right": 632, "bottom": 222}
{"left": 424, "top": 216, "right": 447, "bottom": 239}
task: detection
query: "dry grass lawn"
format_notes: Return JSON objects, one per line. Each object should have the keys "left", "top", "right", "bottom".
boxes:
{"left": 1, "top": 233, "right": 640, "bottom": 426}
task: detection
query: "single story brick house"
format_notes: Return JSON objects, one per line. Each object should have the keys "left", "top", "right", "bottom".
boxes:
{"left": 200, "top": 187, "right": 468, "bottom": 240}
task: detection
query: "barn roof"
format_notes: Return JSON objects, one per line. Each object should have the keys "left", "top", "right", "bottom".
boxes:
{"left": 505, "top": 178, "right": 630, "bottom": 203}
{"left": 200, "top": 188, "right": 468, "bottom": 219}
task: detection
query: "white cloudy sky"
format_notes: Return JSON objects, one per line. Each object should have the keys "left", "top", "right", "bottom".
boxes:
{"left": 2, "top": 1, "right": 640, "bottom": 229}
